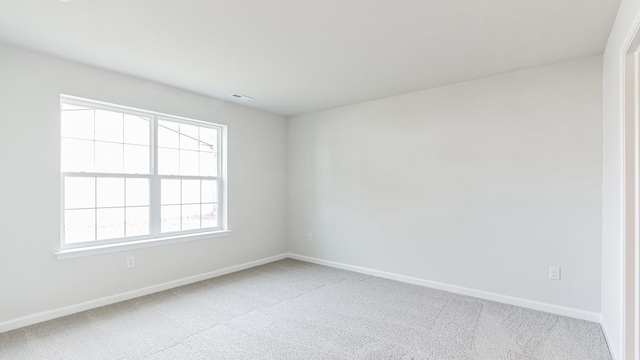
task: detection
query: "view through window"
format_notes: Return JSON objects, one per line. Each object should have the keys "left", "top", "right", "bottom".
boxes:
{"left": 60, "top": 96, "right": 225, "bottom": 248}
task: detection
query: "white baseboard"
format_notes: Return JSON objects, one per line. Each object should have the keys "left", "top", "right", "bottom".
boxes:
{"left": 599, "top": 315, "right": 618, "bottom": 360}
{"left": 0, "top": 253, "right": 288, "bottom": 334}
{"left": 287, "top": 253, "right": 601, "bottom": 323}
{"left": 0, "top": 252, "right": 603, "bottom": 335}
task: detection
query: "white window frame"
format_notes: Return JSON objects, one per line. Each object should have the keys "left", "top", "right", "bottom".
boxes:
{"left": 57, "top": 95, "right": 229, "bottom": 259}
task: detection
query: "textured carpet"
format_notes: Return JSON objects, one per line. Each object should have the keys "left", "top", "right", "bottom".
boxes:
{"left": 0, "top": 259, "right": 611, "bottom": 360}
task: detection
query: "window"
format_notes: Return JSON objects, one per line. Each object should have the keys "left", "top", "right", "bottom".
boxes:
{"left": 60, "top": 95, "right": 226, "bottom": 251}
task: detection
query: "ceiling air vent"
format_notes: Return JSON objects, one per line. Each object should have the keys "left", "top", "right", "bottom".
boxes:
{"left": 230, "top": 93, "right": 254, "bottom": 100}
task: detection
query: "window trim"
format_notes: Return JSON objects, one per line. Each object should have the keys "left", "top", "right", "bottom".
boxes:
{"left": 55, "top": 230, "right": 232, "bottom": 260}
{"left": 58, "top": 95, "right": 228, "bottom": 257}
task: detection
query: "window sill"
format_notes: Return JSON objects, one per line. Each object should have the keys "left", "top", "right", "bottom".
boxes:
{"left": 55, "top": 230, "right": 232, "bottom": 260}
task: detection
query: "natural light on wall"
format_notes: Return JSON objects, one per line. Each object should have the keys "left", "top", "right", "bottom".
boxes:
{"left": 60, "top": 95, "right": 226, "bottom": 251}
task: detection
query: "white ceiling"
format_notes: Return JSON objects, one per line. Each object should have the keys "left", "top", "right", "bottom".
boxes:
{"left": 0, "top": 0, "right": 621, "bottom": 116}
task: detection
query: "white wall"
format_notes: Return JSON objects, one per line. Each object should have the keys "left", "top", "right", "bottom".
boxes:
{"left": 601, "top": 1, "right": 640, "bottom": 359}
{"left": 0, "top": 43, "right": 288, "bottom": 325}
{"left": 289, "top": 56, "right": 603, "bottom": 314}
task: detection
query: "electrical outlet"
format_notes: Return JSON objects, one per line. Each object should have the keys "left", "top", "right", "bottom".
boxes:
{"left": 306, "top": 232, "right": 313, "bottom": 242}
{"left": 549, "top": 266, "right": 560, "bottom": 280}
{"left": 127, "top": 256, "right": 136, "bottom": 268}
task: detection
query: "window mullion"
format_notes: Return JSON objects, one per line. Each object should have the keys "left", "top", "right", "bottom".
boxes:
{"left": 151, "top": 115, "right": 161, "bottom": 237}
{"left": 94, "top": 173, "right": 98, "bottom": 241}
{"left": 218, "top": 126, "right": 225, "bottom": 230}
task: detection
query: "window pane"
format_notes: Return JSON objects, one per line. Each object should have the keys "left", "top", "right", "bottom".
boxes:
{"left": 182, "top": 179, "right": 200, "bottom": 204}
{"left": 199, "top": 127, "right": 217, "bottom": 153}
{"left": 65, "top": 177, "right": 95, "bottom": 209}
{"left": 124, "top": 144, "right": 149, "bottom": 174}
{"left": 182, "top": 204, "right": 200, "bottom": 230}
{"left": 158, "top": 120, "right": 179, "bottom": 148}
{"left": 179, "top": 124, "right": 199, "bottom": 150}
{"left": 126, "top": 178, "right": 149, "bottom": 206}
{"left": 65, "top": 209, "right": 96, "bottom": 243}
{"left": 199, "top": 152, "right": 217, "bottom": 176}
{"left": 97, "top": 177, "right": 124, "bottom": 208}
{"left": 61, "top": 139, "right": 94, "bottom": 172}
{"left": 202, "top": 204, "right": 218, "bottom": 228}
{"left": 95, "top": 110, "right": 123, "bottom": 143}
{"left": 201, "top": 180, "right": 217, "bottom": 203}
{"left": 158, "top": 148, "right": 179, "bottom": 175}
{"left": 61, "top": 109, "right": 94, "bottom": 140}
{"left": 126, "top": 207, "right": 149, "bottom": 237}
{"left": 95, "top": 142, "right": 123, "bottom": 173}
{"left": 97, "top": 208, "right": 125, "bottom": 240}
{"left": 180, "top": 150, "right": 198, "bottom": 176}
{"left": 161, "top": 205, "right": 181, "bottom": 232}
{"left": 161, "top": 179, "right": 181, "bottom": 205}
{"left": 124, "top": 115, "right": 149, "bottom": 145}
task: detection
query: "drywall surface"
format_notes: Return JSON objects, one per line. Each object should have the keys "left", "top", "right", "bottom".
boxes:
{"left": 289, "top": 57, "right": 603, "bottom": 314}
{"left": 0, "top": 43, "right": 288, "bottom": 324}
{"left": 601, "top": 1, "right": 640, "bottom": 359}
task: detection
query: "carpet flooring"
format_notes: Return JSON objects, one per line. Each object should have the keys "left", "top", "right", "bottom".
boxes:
{"left": 0, "top": 259, "right": 612, "bottom": 360}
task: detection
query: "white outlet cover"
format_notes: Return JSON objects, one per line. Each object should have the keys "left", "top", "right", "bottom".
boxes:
{"left": 548, "top": 266, "right": 560, "bottom": 280}
{"left": 127, "top": 256, "right": 136, "bottom": 268}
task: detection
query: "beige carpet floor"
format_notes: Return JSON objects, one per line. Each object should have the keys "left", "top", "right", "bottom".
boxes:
{"left": 0, "top": 259, "right": 612, "bottom": 359}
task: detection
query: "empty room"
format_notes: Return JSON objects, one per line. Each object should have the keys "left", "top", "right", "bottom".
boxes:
{"left": 1, "top": 0, "right": 639, "bottom": 359}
